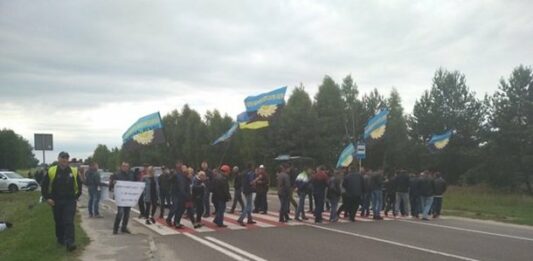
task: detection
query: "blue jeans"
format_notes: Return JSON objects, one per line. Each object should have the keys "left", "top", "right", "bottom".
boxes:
{"left": 88, "top": 186, "right": 101, "bottom": 216}
{"left": 395, "top": 192, "right": 410, "bottom": 216}
{"left": 213, "top": 200, "right": 226, "bottom": 226}
{"left": 432, "top": 196, "right": 443, "bottom": 216}
{"left": 329, "top": 197, "right": 339, "bottom": 222}
{"left": 238, "top": 193, "right": 254, "bottom": 222}
{"left": 420, "top": 196, "right": 434, "bottom": 219}
{"left": 296, "top": 192, "right": 307, "bottom": 219}
{"left": 371, "top": 190, "right": 383, "bottom": 217}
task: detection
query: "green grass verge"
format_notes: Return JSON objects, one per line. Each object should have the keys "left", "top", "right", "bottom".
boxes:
{"left": 443, "top": 185, "right": 533, "bottom": 226}
{"left": 0, "top": 191, "right": 89, "bottom": 261}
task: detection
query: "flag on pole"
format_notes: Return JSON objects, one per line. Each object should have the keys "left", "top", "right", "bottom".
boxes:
{"left": 122, "top": 112, "right": 165, "bottom": 151}
{"left": 212, "top": 122, "right": 239, "bottom": 145}
{"left": 236, "top": 111, "right": 269, "bottom": 129}
{"left": 364, "top": 109, "right": 390, "bottom": 140}
{"left": 336, "top": 143, "right": 355, "bottom": 168}
{"left": 241, "top": 86, "right": 287, "bottom": 129}
{"left": 428, "top": 130, "right": 453, "bottom": 151}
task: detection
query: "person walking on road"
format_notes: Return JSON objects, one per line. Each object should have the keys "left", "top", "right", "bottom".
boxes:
{"left": 41, "top": 151, "right": 82, "bottom": 252}
{"left": 135, "top": 165, "right": 148, "bottom": 218}
{"left": 253, "top": 165, "right": 269, "bottom": 214}
{"left": 360, "top": 170, "right": 371, "bottom": 217}
{"left": 237, "top": 163, "right": 257, "bottom": 226}
{"left": 370, "top": 170, "right": 384, "bottom": 220}
{"left": 158, "top": 167, "right": 172, "bottom": 219}
{"left": 192, "top": 171, "right": 207, "bottom": 228}
{"left": 383, "top": 173, "right": 396, "bottom": 217}
{"left": 342, "top": 166, "right": 365, "bottom": 222}
{"left": 294, "top": 168, "right": 311, "bottom": 221}
{"left": 85, "top": 162, "right": 103, "bottom": 218}
{"left": 418, "top": 171, "right": 436, "bottom": 221}
{"left": 212, "top": 165, "right": 232, "bottom": 227}
{"left": 327, "top": 169, "right": 342, "bottom": 222}
{"left": 142, "top": 166, "right": 159, "bottom": 225}
{"left": 229, "top": 166, "right": 244, "bottom": 214}
{"left": 111, "top": 162, "right": 136, "bottom": 235}
{"left": 312, "top": 166, "right": 328, "bottom": 223}
{"left": 200, "top": 161, "right": 214, "bottom": 218}
{"left": 432, "top": 172, "right": 447, "bottom": 218}
{"left": 409, "top": 172, "right": 421, "bottom": 218}
{"left": 168, "top": 164, "right": 189, "bottom": 229}
{"left": 394, "top": 170, "right": 411, "bottom": 217}
{"left": 277, "top": 164, "right": 291, "bottom": 223}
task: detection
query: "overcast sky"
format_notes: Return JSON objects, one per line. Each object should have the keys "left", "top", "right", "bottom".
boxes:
{"left": 1, "top": 0, "right": 531, "bottom": 163}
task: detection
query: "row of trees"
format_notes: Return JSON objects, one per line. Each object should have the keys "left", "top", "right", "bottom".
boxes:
{"left": 0, "top": 129, "right": 38, "bottom": 170}
{"left": 90, "top": 65, "right": 532, "bottom": 192}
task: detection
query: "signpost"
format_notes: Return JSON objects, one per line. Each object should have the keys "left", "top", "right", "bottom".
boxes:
{"left": 355, "top": 142, "right": 366, "bottom": 172}
{"left": 34, "top": 133, "right": 53, "bottom": 164}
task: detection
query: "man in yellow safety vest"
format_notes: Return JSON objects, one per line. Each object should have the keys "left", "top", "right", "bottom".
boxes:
{"left": 41, "top": 151, "right": 82, "bottom": 252}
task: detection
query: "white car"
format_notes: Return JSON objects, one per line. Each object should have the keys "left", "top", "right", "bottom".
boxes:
{"left": 0, "top": 171, "right": 40, "bottom": 192}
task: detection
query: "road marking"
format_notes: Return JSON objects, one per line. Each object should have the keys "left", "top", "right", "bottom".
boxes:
{"left": 183, "top": 233, "right": 250, "bottom": 261}
{"left": 398, "top": 219, "right": 533, "bottom": 242}
{"left": 205, "top": 236, "right": 268, "bottom": 261}
{"left": 306, "top": 224, "right": 480, "bottom": 261}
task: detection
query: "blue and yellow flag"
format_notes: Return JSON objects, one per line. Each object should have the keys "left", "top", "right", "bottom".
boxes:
{"left": 428, "top": 130, "right": 453, "bottom": 151}
{"left": 122, "top": 112, "right": 165, "bottom": 150}
{"left": 236, "top": 111, "right": 269, "bottom": 130}
{"left": 364, "top": 109, "right": 389, "bottom": 140}
{"left": 212, "top": 123, "right": 239, "bottom": 145}
{"left": 242, "top": 86, "right": 287, "bottom": 128}
{"left": 336, "top": 143, "right": 355, "bottom": 168}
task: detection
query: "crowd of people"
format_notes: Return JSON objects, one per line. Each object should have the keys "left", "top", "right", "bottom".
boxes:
{"left": 94, "top": 160, "right": 448, "bottom": 234}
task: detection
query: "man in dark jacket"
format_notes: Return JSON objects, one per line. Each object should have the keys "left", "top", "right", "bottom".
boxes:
{"left": 158, "top": 167, "right": 172, "bottom": 218}
{"left": 166, "top": 161, "right": 182, "bottom": 226}
{"left": 200, "top": 161, "right": 213, "bottom": 218}
{"left": 409, "top": 173, "right": 421, "bottom": 218}
{"left": 85, "top": 162, "right": 102, "bottom": 218}
{"left": 361, "top": 170, "right": 371, "bottom": 217}
{"left": 342, "top": 166, "right": 365, "bottom": 222}
{"left": 212, "top": 165, "right": 232, "bottom": 227}
{"left": 171, "top": 164, "right": 190, "bottom": 229}
{"left": 277, "top": 164, "right": 291, "bottom": 223}
{"left": 112, "top": 162, "right": 135, "bottom": 235}
{"left": 41, "top": 152, "right": 83, "bottom": 251}
{"left": 369, "top": 170, "right": 384, "bottom": 220}
{"left": 383, "top": 173, "right": 396, "bottom": 217}
{"left": 237, "top": 164, "right": 257, "bottom": 226}
{"left": 253, "top": 165, "right": 269, "bottom": 214}
{"left": 431, "top": 172, "right": 447, "bottom": 218}
{"left": 312, "top": 166, "right": 329, "bottom": 223}
{"left": 418, "top": 171, "right": 435, "bottom": 220}
{"left": 395, "top": 170, "right": 411, "bottom": 217}
{"left": 229, "top": 166, "right": 244, "bottom": 213}
{"left": 327, "top": 170, "right": 342, "bottom": 222}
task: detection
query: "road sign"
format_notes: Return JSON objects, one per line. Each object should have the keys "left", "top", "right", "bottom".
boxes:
{"left": 355, "top": 143, "right": 366, "bottom": 160}
{"left": 34, "top": 133, "right": 53, "bottom": 150}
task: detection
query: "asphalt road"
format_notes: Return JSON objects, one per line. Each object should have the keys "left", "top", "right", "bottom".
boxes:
{"left": 79, "top": 190, "right": 533, "bottom": 261}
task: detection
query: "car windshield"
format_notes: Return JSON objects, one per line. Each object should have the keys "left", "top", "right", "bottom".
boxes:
{"left": 4, "top": 172, "right": 24, "bottom": 179}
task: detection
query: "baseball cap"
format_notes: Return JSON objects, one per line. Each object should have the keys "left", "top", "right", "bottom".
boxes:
{"left": 220, "top": 165, "right": 231, "bottom": 173}
{"left": 58, "top": 151, "right": 70, "bottom": 159}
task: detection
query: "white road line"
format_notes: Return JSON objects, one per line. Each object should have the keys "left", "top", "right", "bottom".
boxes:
{"left": 306, "top": 224, "right": 480, "bottom": 261}
{"left": 205, "top": 236, "right": 268, "bottom": 261}
{"left": 183, "top": 233, "right": 250, "bottom": 261}
{"left": 398, "top": 219, "right": 533, "bottom": 242}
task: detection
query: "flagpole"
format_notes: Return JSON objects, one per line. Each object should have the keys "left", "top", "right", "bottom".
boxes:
{"left": 218, "top": 138, "right": 232, "bottom": 168}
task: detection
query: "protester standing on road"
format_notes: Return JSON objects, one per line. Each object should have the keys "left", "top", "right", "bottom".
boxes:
{"left": 288, "top": 164, "right": 299, "bottom": 214}
{"left": 212, "top": 165, "right": 232, "bottom": 227}
{"left": 237, "top": 163, "right": 257, "bottom": 226}
{"left": 409, "top": 172, "right": 421, "bottom": 218}
{"left": 192, "top": 171, "right": 207, "bottom": 228}
{"left": 253, "top": 165, "right": 269, "bottom": 214}
{"left": 369, "top": 170, "right": 384, "bottom": 220}
{"left": 41, "top": 152, "right": 82, "bottom": 251}
{"left": 327, "top": 169, "right": 342, "bottom": 222}
{"left": 200, "top": 161, "right": 213, "bottom": 218}
{"left": 383, "top": 173, "right": 396, "bottom": 217}
{"left": 432, "top": 172, "right": 447, "bottom": 218}
{"left": 168, "top": 164, "right": 189, "bottom": 229}
{"left": 142, "top": 166, "right": 159, "bottom": 225}
{"left": 112, "top": 162, "right": 136, "bottom": 234}
{"left": 229, "top": 166, "right": 244, "bottom": 214}
{"left": 418, "top": 171, "right": 436, "bottom": 221}
{"left": 85, "top": 162, "right": 102, "bottom": 218}
{"left": 294, "top": 168, "right": 311, "bottom": 221}
{"left": 343, "top": 165, "right": 365, "bottom": 222}
{"left": 158, "top": 167, "right": 172, "bottom": 219}
{"left": 361, "top": 169, "right": 371, "bottom": 217}
{"left": 395, "top": 170, "right": 411, "bottom": 217}
{"left": 135, "top": 165, "right": 148, "bottom": 218}
{"left": 277, "top": 164, "right": 291, "bottom": 223}
{"left": 312, "top": 166, "right": 328, "bottom": 223}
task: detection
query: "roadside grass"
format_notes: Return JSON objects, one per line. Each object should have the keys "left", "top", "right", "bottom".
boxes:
{"left": 0, "top": 191, "right": 89, "bottom": 261}
{"left": 443, "top": 185, "right": 533, "bottom": 226}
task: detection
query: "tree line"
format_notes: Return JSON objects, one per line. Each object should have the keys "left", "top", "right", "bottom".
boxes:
{"left": 85, "top": 65, "right": 531, "bottom": 193}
